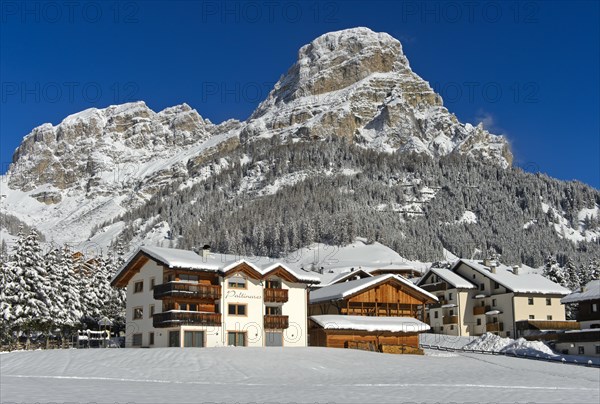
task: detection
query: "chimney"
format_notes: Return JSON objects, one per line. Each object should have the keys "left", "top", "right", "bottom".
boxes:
{"left": 513, "top": 265, "right": 520, "bottom": 275}
{"left": 202, "top": 244, "right": 211, "bottom": 258}
{"left": 350, "top": 267, "right": 355, "bottom": 272}
{"left": 483, "top": 258, "right": 491, "bottom": 267}
{"left": 490, "top": 264, "right": 497, "bottom": 274}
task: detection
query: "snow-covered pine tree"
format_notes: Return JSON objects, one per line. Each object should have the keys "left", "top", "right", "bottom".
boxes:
{"left": 10, "top": 230, "right": 53, "bottom": 344}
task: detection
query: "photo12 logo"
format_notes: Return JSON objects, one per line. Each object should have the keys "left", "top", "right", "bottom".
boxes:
{"left": 0, "top": 1, "right": 140, "bottom": 24}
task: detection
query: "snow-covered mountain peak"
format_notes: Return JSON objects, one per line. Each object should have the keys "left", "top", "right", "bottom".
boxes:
{"left": 246, "top": 27, "right": 512, "bottom": 168}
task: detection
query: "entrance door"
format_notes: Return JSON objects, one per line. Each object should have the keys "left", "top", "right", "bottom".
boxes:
{"left": 184, "top": 331, "right": 205, "bottom": 347}
{"left": 169, "top": 331, "right": 180, "bottom": 347}
{"left": 265, "top": 331, "right": 283, "bottom": 347}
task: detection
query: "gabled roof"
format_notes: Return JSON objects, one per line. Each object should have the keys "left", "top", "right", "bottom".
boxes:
{"left": 310, "top": 315, "right": 430, "bottom": 333}
{"left": 314, "top": 268, "right": 374, "bottom": 287}
{"left": 111, "top": 246, "right": 320, "bottom": 287}
{"left": 309, "top": 274, "right": 438, "bottom": 304}
{"left": 561, "top": 280, "right": 600, "bottom": 304}
{"left": 455, "top": 259, "right": 571, "bottom": 295}
{"left": 419, "top": 267, "right": 476, "bottom": 289}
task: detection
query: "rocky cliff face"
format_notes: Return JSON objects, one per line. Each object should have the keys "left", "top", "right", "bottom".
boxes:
{"left": 2, "top": 27, "right": 517, "bottom": 247}
{"left": 244, "top": 27, "right": 512, "bottom": 167}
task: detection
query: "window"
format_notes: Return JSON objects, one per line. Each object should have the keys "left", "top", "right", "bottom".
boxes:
{"left": 227, "top": 331, "right": 246, "bottom": 347}
{"left": 546, "top": 298, "right": 551, "bottom": 306}
{"left": 149, "top": 305, "right": 155, "bottom": 318}
{"left": 529, "top": 315, "right": 534, "bottom": 320}
{"left": 592, "top": 303, "right": 598, "bottom": 312}
{"left": 448, "top": 293, "right": 453, "bottom": 300}
{"left": 595, "top": 346, "right": 600, "bottom": 354}
{"left": 150, "top": 278, "right": 155, "bottom": 290}
{"left": 449, "top": 309, "right": 454, "bottom": 316}
{"left": 481, "top": 301, "right": 485, "bottom": 307}
{"left": 228, "top": 304, "right": 246, "bottom": 316}
{"left": 547, "top": 315, "right": 553, "bottom": 320}
{"left": 228, "top": 276, "right": 247, "bottom": 289}
{"left": 179, "top": 274, "right": 199, "bottom": 282}
{"left": 506, "top": 331, "right": 510, "bottom": 337}
{"left": 266, "top": 306, "right": 282, "bottom": 315}
{"left": 149, "top": 332, "right": 154, "bottom": 345}
{"left": 179, "top": 303, "right": 197, "bottom": 311}
{"left": 472, "top": 274, "right": 476, "bottom": 279}
{"left": 494, "top": 282, "right": 500, "bottom": 289}
{"left": 134, "top": 281, "right": 143, "bottom": 293}
{"left": 132, "top": 333, "right": 142, "bottom": 347}
{"left": 265, "top": 279, "right": 281, "bottom": 289}
{"left": 133, "top": 307, "right": 143, "bottom": 320}
{"left": 578, "top": 346, "right": 585, "bottom": 355}
{"left": 492, "top": 299, "right": 496, "bottom": 307}
{"left": 480, "top": 283, "right": 484, "bottom": 291}
{"left": 434, "top": 311, "right": 439, "bottom": 319}
{"left": 528, "top": 297, "right": 534, "bottom": 305}
{"left": 450, "top": 325, "right": 454, "bottom": 330}
{"left": 476, "top": 318, "right": 482, "bottom": 326}
{"left": 184, "top": 331, "right": 205, "bottom": 347}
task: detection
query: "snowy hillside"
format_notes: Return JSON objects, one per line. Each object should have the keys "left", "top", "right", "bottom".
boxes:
{"left": 1, "top": 347, "right": 598, "bottom": 403}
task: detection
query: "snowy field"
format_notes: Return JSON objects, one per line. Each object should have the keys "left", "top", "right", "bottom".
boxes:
{"left": 1, "top": 347, "right": 599, "bottom": 404}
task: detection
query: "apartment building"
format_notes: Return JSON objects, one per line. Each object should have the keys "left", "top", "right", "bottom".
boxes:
{"left": 418, "top": 259, "right": 570, "bottom": 338}
{"left": 111, "top": 246, "right": 319, "bottom": 348}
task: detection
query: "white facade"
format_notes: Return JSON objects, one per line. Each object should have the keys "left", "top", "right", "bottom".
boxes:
{"left": 115, "top": 246, "right": 318, "bottom": 348}
{"left": 419, "top": 261, "right": 569, "bottom": 338}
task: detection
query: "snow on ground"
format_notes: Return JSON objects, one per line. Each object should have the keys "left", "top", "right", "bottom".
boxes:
{"left": 465, "top": 333, "right": 555, "bottom": 356}
{"left": 1, "top": 347, "right": 598, "bottom": 403}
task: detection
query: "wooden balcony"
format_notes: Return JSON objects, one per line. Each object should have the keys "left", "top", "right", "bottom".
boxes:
{"left": 486, "top": 322, "right": 504, "bottom": 332}
{"left": 443, "top": 315, "right": 459, "bottom": 325}
{"left": 264, "top": 315, "right": 289, "bottom": 329}
{"left": 153, "top": 282, "right": 221, "bottom": 300}
{"left": 153, "top": 311, "right": 221, "bottom": 328}
{"left": 428, "top": 300, "right": 448, "bottom": 309}
{"left": 264, "top": 288, "right": 288, "bottom": 303}
{"left": 420, "top": 283, "right": 447, "bottom": 293}
{"left": 473, "top": 305, "right": 491, "bottom": 316}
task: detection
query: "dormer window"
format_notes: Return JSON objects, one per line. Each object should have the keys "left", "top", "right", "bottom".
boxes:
{"left": 228, "top": 276, "right": 247, "bottom": 289}
{"left": 265, "top": 279, "right": 282, "bottom": 289}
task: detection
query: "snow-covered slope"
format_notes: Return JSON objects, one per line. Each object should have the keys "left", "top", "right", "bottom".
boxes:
{"left": 2, "top": 347, "right": 599, "bottom": 403}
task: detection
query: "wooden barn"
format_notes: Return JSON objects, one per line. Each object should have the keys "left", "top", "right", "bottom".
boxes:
{"left": 308, "top": 274, "right": 438, "bottom": 353}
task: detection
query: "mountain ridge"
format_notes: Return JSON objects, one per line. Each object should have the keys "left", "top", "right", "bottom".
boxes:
{"left": 1, "top": 27, "right": 597, "bottom": 270}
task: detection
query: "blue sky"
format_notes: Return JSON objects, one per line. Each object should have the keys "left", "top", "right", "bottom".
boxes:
{"left": 1, "top": 0, "right": 598, "bottom": 187}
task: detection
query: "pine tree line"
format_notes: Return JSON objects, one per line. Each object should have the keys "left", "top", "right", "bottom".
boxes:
{"left": 0, "top": 229, "right": 126, "bottom": 348}
{"left": 102, "top": 136, "right": 600, "bottom": 275}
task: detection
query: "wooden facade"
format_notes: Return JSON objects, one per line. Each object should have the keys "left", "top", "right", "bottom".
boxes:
{"left": 309, "top": 277, "right": 433, "bottom": 321}
{"left": 309, "top": 324, "right": 420, "bottom": 353}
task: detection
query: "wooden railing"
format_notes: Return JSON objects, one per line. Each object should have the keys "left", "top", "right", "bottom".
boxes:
{"left": 429, "top": 300, "right": 448, "bottom": 309}
{"left": 420, "top": 283, "right": 447, "bottom": 293}
{"left": 153, "top": 282, "right": 221, "bottom": 300}
{"left": 516, "top": 320, "right": 580, "bottom": 331}
{"left": 486, "top": 322, "right": 504, "bottom": 332}
{"left": 264, "top": 315, "right": 289, "bottom": 329}
{"left": 443, "top": 315, "right": 459, "bottom": 325}
{"left": 264, "top": 288, "right": 288, "bottom": 303}
{"left": 153, "top": 311, "right": 221, "bottom": 328}
{"left": 473, "top": 305, "right": 491, "bottom": 316}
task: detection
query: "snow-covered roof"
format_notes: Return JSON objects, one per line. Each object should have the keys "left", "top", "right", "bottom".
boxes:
{"left": 309, "top": 274, "right": 438, "bottom": 304}
{"left": 420, "top": 267, "right": 476, "bottom": 289}
{"left": 113, "top": 246, "right": 320, "bottom": 285}
{"left": 313, "top": 268, "right": 374, "bottom": 287}
{"left": 456, "top": 259, "right": 571, "bottom": 295}
{"left": 561, "top": 280, "right": 600, "bottom": 304}
{"left": 140, "top": 246, "right": 222, "bottom": 270}
{"left": 310, "top": 315, "right": 430, "bottom": 333}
